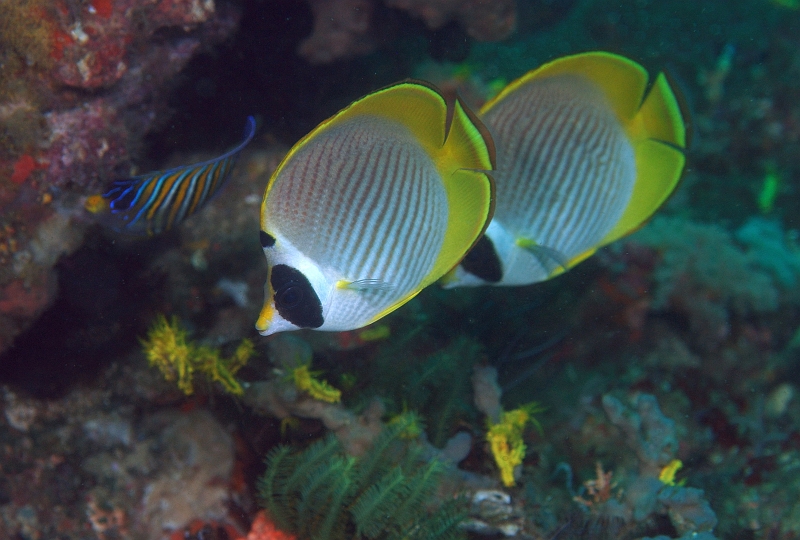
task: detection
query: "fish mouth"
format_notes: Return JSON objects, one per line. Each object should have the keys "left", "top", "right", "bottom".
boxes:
{"left": 255, "top": 299, "right": 275, "bottom": 334}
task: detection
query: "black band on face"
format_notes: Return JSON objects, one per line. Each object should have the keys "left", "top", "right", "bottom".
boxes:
{"left": 260, "top": 230, "right": 276, "bottom": 248}
{"left": 460, "top": 235, "right": 503, "bottom": 283}
{"left": 270, "top": 264, "right": 324, "bottom": 328}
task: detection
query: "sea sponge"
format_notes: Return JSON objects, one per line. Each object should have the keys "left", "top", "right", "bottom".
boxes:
{"left": 602, "top": 393, "right": 678, "bottom": 476}
{"left": 630, "top": 216, "right": 794, "bottom": 351}
{"left": 632, "top": 216, "right": 780, "bottom": 315}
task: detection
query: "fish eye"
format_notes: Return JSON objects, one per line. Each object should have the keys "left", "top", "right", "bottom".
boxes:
{"left": 270, "top": 264, "right": 323, "bottom": 328}
{"left": 277, "top": 285, "right": 303, "bottom": 309}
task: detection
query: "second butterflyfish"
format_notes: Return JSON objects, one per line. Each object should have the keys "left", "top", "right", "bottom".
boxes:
{"left": 444, "top": 51, "right": 687, "bottom": 287}
{"left": 256, "top": 81, "right": 495, "bottom": 336}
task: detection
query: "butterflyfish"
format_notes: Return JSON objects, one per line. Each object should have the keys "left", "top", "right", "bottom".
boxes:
{"left": 256, "top": 81, "right": 495, "bottom": 335}
{"left": 444, "top": 51, "right": 687, "bottom": 287}
{"left": 85, "top": 116, "right": 256, "bottom": 236}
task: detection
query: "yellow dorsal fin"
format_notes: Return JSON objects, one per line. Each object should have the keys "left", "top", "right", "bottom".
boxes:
{"left": 262, "top": 81, "right": 453, "bottom": 230}
{"left": 634, "top": 72, "right": 687, "bottom": 149}
{"left": 326, "top": 80, "right": 451, "bottom": 154}
{"left": 480, "top": 51, "right": 649, "bottom": 123}
{"left": 602, "top": 72, "right": 687, "bottom": 244}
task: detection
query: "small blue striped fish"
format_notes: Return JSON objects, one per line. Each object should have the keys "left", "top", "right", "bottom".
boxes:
{"left": 256, "top": 81, "right": 495, "bottom": 335}
{"left": 88, "top": 116, "right": 256, "bottom": 236}
{"left": 444, "top": 52, "right": 687, "bottom": 287}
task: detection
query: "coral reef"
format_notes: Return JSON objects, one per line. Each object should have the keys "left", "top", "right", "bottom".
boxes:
{"left": 2, "top": 0, "right": 800, "bottom": 538}
{"left": 0, "top": 211, "right": 82, "bottom": 356}
{"left": 602, "top": 394, "right": 678, "bottom": 477}
{"left": 0, "top": 0, "right": 240, "bottom": 357}
{"left": 138, "top": 409, "right": 235, "bottom": 539}
{"left": 631, "top": 216, "right": 800, "bottom": 319}
{"left": 600, "top": 394, "right": 718, "bottom": 535}
{"left": 242, "top": 335, "right": 387, "bottom": 457}
{"left": 612, "top": 216, "right": 800, "bottom": 409}
{"left": 0, "top": 365, "right": 239, "bottom": 539}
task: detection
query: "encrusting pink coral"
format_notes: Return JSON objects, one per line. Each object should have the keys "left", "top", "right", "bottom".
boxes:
{"left": 235, "top": 511, "right": 296, "bottom": 540}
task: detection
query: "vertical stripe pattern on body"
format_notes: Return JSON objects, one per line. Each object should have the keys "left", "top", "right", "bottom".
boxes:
{"left": 263, "top": 117, "right": 448, "bottom": 327}
{"left": 484, "top": 74, "right": 636, "bottom": 261}
{"left": 102, "top": 116, "right": 256, "bottom": 236}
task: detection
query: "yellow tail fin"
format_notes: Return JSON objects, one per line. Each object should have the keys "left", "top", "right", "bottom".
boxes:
{"left": 427, "top": 97, "right": 496, "bottom": 287}
{"left": 603, "top": 71, "right": 687, "bottom": 244}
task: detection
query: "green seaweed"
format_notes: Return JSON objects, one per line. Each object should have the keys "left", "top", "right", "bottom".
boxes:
{"left": 258, "top": 414, "right": 467, "bottom": 540}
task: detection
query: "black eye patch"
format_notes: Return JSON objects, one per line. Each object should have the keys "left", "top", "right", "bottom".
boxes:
{"left": 260, "top": 230, "right": 276, "bottom": 248}
{"left": 270, "top": 264, "right": 323, "bottom": 328}
{"left": 460, "top": 235, "right": 502, "bottom": 283}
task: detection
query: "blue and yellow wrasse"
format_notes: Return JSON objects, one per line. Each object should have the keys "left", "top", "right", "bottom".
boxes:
{"left": 85, "top": 116, "right": 256, "bottom": 235}
{"left": 256, "top": 81, "right": 495, "bottom": 335}
{"left": 444, "top": 52, "right": 687, "bottom": 287}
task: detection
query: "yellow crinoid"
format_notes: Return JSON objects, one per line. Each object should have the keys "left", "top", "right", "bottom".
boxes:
{"left": 486, "top": 402, "right": 544, "bottom": 487}
{"left": 141, "top": 314, "right": 253, "bottom": 396}
{"left": 291, "top": 365, "right": 341, "bottom": 403}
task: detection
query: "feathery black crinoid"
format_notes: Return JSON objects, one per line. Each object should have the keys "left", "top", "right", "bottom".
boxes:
{"left": 258, "top": 414, "right": 467, "bottom": 540}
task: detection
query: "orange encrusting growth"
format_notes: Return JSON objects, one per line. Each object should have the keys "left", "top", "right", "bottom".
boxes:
{"left": 235, "top": 511, "right": 297, "bottom": 540}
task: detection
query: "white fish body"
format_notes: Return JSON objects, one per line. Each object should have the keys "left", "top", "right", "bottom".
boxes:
{"left": 257, "top": 82, "right": 495, "bottom": 335}
{"left": 445, "top": 52, "right": 686, "bottom": 288}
